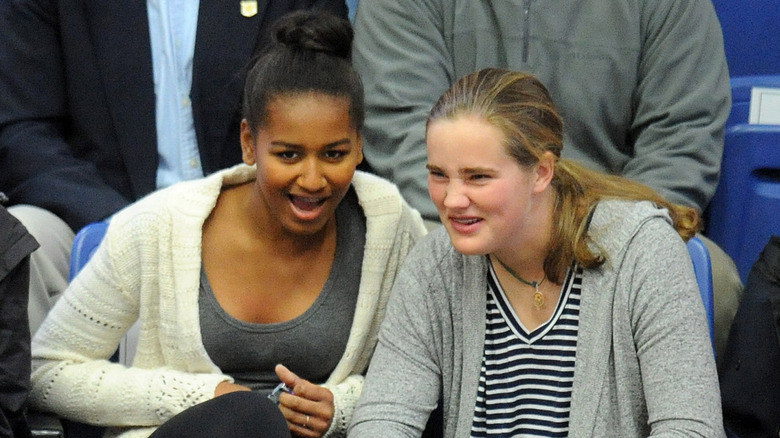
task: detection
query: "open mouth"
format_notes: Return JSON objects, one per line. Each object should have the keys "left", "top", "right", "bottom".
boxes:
{"left": 448, "top": 215, "right": 483, "bottom": 233}
{"left": 451, "top": 217, "right": 481, "bottom": 225}
{"left": 288, "top": 194, "right": 328, "bottom": 220}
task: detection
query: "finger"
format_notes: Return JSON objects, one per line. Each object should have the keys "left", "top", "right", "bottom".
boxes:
{"left": 278, "top": 383, "right": 334, "bottom": 420}
{"left": 275, "top": 363, "right": 299, "bottom": 388}
{"left": 280, "top": 407, "right": 324, "bottom": 438}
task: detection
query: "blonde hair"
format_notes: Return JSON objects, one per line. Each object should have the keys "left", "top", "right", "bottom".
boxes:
{"left": 428, "top": 68, "right": 700, "bottom": 283}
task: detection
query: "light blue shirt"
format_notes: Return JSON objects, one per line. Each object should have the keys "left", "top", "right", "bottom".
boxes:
{"left": 147, "top": 0, "right": 203, "bottom": 189}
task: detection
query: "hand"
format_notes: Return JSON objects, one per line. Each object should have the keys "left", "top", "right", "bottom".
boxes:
{"left": 275, "top": 364, "right": 334, "bottom": 438}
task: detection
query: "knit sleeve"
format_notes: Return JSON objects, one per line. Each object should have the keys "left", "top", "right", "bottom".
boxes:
{"left": 321, "top": 374, "right": 363, "bottom": 437}
{"left": 29, "top": 211, "right": 232, "bottom": 427}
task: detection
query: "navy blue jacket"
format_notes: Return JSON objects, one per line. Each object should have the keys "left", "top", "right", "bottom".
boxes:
{"left": 0, "top": 0, "right": 347, "bottom": 231}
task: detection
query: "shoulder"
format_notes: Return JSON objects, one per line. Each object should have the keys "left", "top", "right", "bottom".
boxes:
{"left": 109, "top": 164, "right": 255, "bottom": 238}
{"left": 351, "top": 171, "right": 404, "bottom": 206}
{"left": 401, "top": 226, "right": 482, "bottom": 284}
{"left": 352, "top": 171, "right": 426, "bottom": 230}
{"left": 587, "top": 199, "right": 677, "bottom": 263}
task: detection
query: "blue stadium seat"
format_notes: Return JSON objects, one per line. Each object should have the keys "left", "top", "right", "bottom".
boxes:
{"left": 69, "top": 221, "right": 108, "bottom": 280}
{"left": 707, "top": 76, "right": 780, "bottom": 283}
{"left": 711, "top": 0, "right": 780, "bottom": 76}
{"left": 687, "top": 236, "right": 715, "bottom": 353}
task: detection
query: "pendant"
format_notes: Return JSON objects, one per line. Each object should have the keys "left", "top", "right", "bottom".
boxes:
{"left": 533, "top": 290, "right": 545, "bottom": 310}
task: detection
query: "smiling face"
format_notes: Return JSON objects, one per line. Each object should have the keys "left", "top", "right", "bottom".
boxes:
{"left": 426, "top": 114, "right": 552, "bottom": 255}
{"left": 241, "top": 92, "right": 362, "bottom": 236}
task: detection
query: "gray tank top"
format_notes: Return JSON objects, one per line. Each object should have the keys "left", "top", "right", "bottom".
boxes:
{"left": 199, "top": 188, "right": 365, "bottom": 392}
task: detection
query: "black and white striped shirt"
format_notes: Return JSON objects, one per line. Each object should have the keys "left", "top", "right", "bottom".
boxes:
{"left": 471, "top": 261, "right": 582, "bottom": 437}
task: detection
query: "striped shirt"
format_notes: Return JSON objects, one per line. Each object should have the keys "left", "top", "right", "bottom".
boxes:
{"left": 471, "top": 261, "right": 582, "bottom": 437}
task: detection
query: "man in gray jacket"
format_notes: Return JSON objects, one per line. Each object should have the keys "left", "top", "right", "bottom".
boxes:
{"left": 352, "top": 0, "right": 740, "bottom": 358}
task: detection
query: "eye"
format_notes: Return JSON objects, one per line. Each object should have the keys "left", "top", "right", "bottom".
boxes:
{"left": 428, "top": 169, "right": 447, "bottom": 180}
{"left": 276, "top": 150, "right": 300, "bottom": 161}
{"left": 323, "top": 149, "right": 349, "bottom": 161}
{"left": 470, "top": 174, "right": 491, "bottom": 181}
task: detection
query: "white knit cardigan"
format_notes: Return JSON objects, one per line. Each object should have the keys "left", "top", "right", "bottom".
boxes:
{"left": 30, "top": 164, "right": 427, "bottom": 438}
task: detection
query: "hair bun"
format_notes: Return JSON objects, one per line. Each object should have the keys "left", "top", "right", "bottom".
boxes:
{"left": 272, "top": 10, "right": 353, "bottom": 60}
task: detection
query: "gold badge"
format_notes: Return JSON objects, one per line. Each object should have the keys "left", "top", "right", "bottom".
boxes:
{"left": 240, "top": 0, "right": 258, "bottom": 17}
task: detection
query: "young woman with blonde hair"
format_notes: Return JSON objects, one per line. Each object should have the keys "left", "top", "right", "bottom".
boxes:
{"left": 350, "top": 68, "right": 723, "bottom": 437}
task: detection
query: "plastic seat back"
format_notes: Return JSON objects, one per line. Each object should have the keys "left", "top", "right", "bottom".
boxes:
{"left": 687, "top": 236, "right": 715, "bottom": 353}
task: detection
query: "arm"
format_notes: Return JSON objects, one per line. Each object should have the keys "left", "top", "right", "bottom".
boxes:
{"left": 626, "top": 221, "right": 725, "bottom": 436}
{"left": 626, "top": 0, "right": 730, "bottom": 211}
{"left": 349, "top": 254, "right": 443, "bottom": 437}
{"left": 29, "top": 219, "right": 230, "bottom": 427}
{"left": 352, "top": 0, "right": 452, "bottom": 220}
{"left": 0, "top": 0, "right": 130, "bottom": 230}
{"left": 324, "top": 190, "right": 428, "bottom": 437}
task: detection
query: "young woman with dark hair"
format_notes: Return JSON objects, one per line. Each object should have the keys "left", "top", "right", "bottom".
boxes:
{"left": 29, "top": 11, "right": 425, "bottom": 438}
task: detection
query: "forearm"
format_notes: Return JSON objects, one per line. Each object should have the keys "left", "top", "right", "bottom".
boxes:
{"left": 321, "top": 374, "right": 362, "bottom": 437}
{"left": 0, "top": 1, "right": 129, "bottom": 228}
{"left": 29, "top": 229, "right": 230, "bottom": 426}
{"left": 0, "top": 123, "right": 130, "bottom": 229}
{"left": 349, "top": 269, "right": 442, "bottom": 437}
{"left": 628, "top": 222, "right": 724, "bottom": 435}
{"left": 626, "top": 0, "right": 730, "bottom": 211}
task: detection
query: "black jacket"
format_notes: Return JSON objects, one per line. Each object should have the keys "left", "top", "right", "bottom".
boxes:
{"left": 720, "top": 235, "right": 780, "bottom": 438}
{"left": 0, "top": 205, "right": 39, "bottom": 437}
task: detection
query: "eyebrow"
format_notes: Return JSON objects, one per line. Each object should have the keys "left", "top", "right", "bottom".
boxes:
{"left": 426, "top": 164, "right": 495, "bottom": 175}
{"left": 270, "top": 139, "right": 352, "bottom": 149}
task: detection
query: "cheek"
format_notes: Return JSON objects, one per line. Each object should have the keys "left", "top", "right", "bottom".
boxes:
{"left": 428, "top": 178, "right": 446, "bottom": 207}
{"left": 325, "top": 165, "right": 357, "bottom": 191}
{"left": 256, "top": 161, "right": 293, "bottom": 193}
{"left": 479, "top": 184, "right": 516, "bottom": 212}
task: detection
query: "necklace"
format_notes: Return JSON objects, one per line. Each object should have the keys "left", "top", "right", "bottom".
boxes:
{"left": 493, "top": 255, "right": 546, "bottom": 310}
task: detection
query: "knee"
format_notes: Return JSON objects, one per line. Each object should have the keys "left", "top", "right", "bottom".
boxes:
{"left": 7, "top": 205, "right": 75, "bottom": 243}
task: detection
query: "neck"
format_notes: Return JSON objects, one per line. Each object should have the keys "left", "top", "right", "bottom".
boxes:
{"left": 493, "top": 254, "right": 546, "bottom": 287}
{"left": 492, "top": 190, "right": 555, "bottom": 280}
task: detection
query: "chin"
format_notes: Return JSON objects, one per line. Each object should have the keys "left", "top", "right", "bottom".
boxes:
{"left": 447, "top": 236, "right": 491, "bottom": 256}
{"left": 283, "top": 218, "right": 330, "bottom": 236}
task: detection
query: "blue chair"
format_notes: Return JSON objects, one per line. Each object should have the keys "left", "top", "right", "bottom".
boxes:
{"left": 69, "top": 221, "right": 108, "bottom": 280}
{"left": 706, "top": 75, "right": 780, "bottom": 283}
{"left": 711, "top": 0, "right": 780, "bottom": 77}
{"left": 687, "top": 236, "right": 715, "bottom": 352}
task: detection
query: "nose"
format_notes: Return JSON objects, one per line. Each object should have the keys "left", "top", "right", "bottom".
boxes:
{"left": 442, "top": 181, "right": 469, "bottom": 209}
{"left": 297, "top": 158, "right": 327, "bottom": 192}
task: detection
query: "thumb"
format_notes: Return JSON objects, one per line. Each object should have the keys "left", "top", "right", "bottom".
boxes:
{"left": 275, "top": 363, "right": 300, "bottom": 388}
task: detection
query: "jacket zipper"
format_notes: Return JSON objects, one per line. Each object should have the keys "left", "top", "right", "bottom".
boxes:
{"left": 523, "top": 0, "right": 532, "bottom": 63}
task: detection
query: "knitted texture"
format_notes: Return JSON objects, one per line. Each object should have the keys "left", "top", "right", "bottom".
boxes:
{"left": 30, "top": 164, "right": 427, "bottom": 438}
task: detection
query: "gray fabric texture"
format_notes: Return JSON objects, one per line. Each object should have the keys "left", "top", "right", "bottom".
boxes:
{"left": 350, "top": 200, "right": 725, "bottom": 437}
{"left": 352, "top": 0, "right": 730, "bottom": 219}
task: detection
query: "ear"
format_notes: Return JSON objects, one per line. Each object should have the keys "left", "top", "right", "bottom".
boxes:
{"left": 355, "top": 133, "right": 364, "bottom": 165}
{"left": 533, "top": 151, "right": 556, "bottom": 193}
{"left": 240, "top": 119, "right": 256, "bottom": 165}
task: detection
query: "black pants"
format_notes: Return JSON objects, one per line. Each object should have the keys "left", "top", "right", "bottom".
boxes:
{"left": 149, "top": 392, "right": 291, "bottom": 438}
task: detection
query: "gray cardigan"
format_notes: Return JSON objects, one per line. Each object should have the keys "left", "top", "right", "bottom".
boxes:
{"left": 349, "top": 200, "right": 725, "bottom": 437}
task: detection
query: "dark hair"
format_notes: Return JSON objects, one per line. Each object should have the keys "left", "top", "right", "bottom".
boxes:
{"left": 429, "top": 68, "right": 700, "bottom": 283}
{"left": 242, "top": 10, "right": 364, "bottom": 133}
